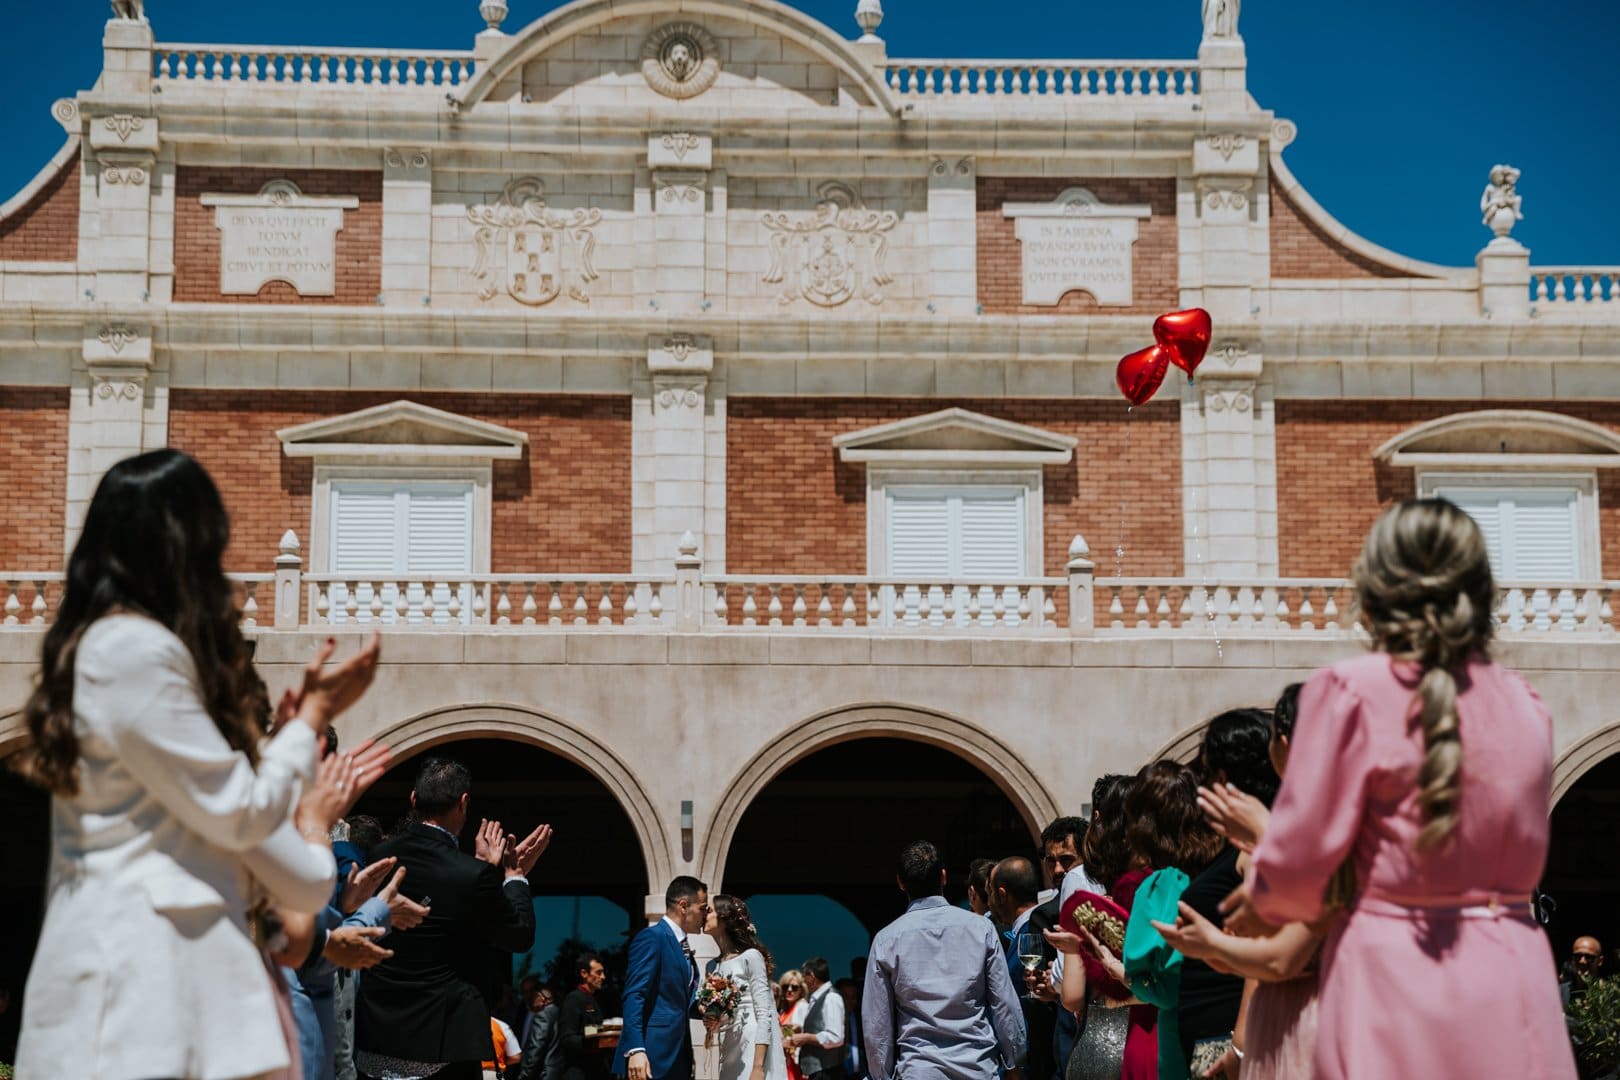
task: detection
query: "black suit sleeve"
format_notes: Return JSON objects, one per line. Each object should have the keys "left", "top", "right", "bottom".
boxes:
{"left": 472, "top": 861, "right": 536, "bottom": 954}
{"left": 517, "top": 1004, "right": 560, "bottom": 1080}
{"left": 559, "top": 991, "right": 589, "bottom": 1059}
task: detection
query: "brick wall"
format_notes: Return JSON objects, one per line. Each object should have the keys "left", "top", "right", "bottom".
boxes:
{"left": 173, "top": 167, "right": 382, "bottom": 304}
{"left": 726, "top": 397, "right": 1183, "bottom": 575}
{"left": 167, "top": 390, "right": 631, "bottom": 572}
{"left": 1277, "top": 400, "right": 1620, "bottom": 576}
{"left": 0, "top": 151, "right": 79, "bottom": 262}
{"left": 977, "top": 177, "right": 1178, "bottom": 315}
{"left": 0, "top": 387, "right": 68, "bottom": 567}
{"left": 1268, "top": 185, "right": 1409, "bottom": 280}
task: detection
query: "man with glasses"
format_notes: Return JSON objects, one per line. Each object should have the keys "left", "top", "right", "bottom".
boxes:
{"left": 1561, "top": 936, "right": 1606, "bottom": 1006}
{"left": 615, "top": 877, "right": 709, "bottom": 1080}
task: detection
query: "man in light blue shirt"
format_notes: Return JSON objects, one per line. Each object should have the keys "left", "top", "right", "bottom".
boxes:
{"left": 862, "top": 841, "right": 1027, "bottom": 1080}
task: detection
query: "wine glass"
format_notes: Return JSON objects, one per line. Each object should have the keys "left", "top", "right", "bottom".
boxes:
{"left": 1016, "top": 931, "right": 1043, "bottom": 973}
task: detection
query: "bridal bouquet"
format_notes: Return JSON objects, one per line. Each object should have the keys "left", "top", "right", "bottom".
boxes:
{"left": 697, "top": 973, "right": 744, "bottom": 1046}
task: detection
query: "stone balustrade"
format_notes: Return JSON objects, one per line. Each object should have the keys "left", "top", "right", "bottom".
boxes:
{"left": 152, "top": 44, "right": 476, "bottom": 88}
{"left": 6, "top": 538, "right": 1620, "bottom": 639}
{"left": 883, "top": 60, "right": 1199, "bottom": 99}
{"left": 1530, "top": 268, "right": 1620, "bottom": 309}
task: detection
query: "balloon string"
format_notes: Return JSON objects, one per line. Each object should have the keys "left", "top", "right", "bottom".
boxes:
{"left": 1116, "top": 407, "right": 1133, "bottom": 580}
{"left": 1188, "top": 484, "right": 1223, "bottom": 659}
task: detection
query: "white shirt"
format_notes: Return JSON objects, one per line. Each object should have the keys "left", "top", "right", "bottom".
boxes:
{"left": 1049, "top": 863, "right": 1109, "bottom": 987}
{"left": 662, "top": 915, "right": 689, "bottom": 948}
{"left": 804, "top": 983, "right": 846, "bottom": 1049}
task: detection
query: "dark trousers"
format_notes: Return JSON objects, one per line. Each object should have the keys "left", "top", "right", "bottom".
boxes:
{"left": 363, "top": 1063, "right": 482, "bottom": 1080}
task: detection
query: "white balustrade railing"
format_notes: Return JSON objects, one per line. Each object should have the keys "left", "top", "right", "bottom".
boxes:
{"left": 2, "top": 575, "right": 63, "bottom": 626}
{"left": 703, "top": 576, "right": 1063, "bottom": 632}
{"left": 152, "top": 44, "right": 476, "bottom": 89}
{"left": 302, "top": 575, "right": 675, "bottom": 628}
{"left": 1099, "top": 579, "right": 1357, "bottom": 633}
{"left": 1530, "top": 268, "right": 1620, "bottom": 308}
{"left": 884, "top": 59, "right": 1198, "bottom": 99}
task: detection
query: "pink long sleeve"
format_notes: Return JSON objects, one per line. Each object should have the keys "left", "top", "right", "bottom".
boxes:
{"left": 1251, "top": 665, "right": 1371, "bottom": 925}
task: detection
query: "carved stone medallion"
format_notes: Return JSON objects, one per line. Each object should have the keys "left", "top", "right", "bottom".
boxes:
{"left": 467, "top": 178, "right": 603, "bottom": 306}
{"left": 641, "top": 23, "right": 720, "bottom": 100}
{"left": 762, "top": 182, "right": 899, "bottom": 308}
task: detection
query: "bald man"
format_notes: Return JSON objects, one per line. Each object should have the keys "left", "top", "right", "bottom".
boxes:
{"left": 1562, "top": 936, "right": 1605, "bottom": 1006}
{"left": 991, "top": 858, "right": 1051, "bottom": 1080}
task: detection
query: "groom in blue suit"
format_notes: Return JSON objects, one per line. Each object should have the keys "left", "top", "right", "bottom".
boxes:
{"left": 614, "top": 877, "right": 709, "bottom": 1080}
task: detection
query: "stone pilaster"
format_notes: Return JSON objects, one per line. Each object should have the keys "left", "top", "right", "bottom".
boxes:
{"left": 66, "top": 322, "right": 157, "bottom": 550}
{"left": 633, "top": 335, "right": 723, "bottom": 573}
{"left": 649, "top": 134, "right": 713, "bottom": 315}
{"left": 927, "top": 156, "right": 977, "bottom": 314}
{"left": 88, "top": 19, "right": 158, "bottom": 305}
{"left": 1179, "top": 342, "right": 1277, "bottom": 577}
{"left": 1184, "top": 133, "right": 1260, "bottom": 325}
{"left": 381, "top": 147, "right": 433, "bottom": 305}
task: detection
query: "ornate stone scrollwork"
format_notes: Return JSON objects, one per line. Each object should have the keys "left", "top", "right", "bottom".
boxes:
{"left": 52, "top": 99, "right": 79, "bottom": 129}
{"left": 101, "top": 165, "right": 147, "bottom": 186}
{"left": 92, "top": 375, "right": 144, "bottom": 401}
{"left": 656, "top": 386, "right": 703, "bottom": 410}
{"left": 1207, "top": 133, "right": 1246, "bottom": 161}
{"left": 660, "top": 133, "right": 702, "bottom": 162}
{"left": 641, "top": 23, "right": 720, "bottom": 100}
{"left": 664, "top": 334, "right": 698, "bottom": 363}
{"left": 384, "top": 148, "right": 430, "bottom": 170}
{"left": 929, "top": 157, "right": 973, "bottom": 178}
{"left": 1203, "top": 188, "right": 1247, "bottom": 211}
{"left": 762, "top": 181, "right": 899, "bottom": 308}
{"left": 103, "top": 114, "right": 143, "bottom": 142}
{"left": 1202, "top": 386, "right": 1253, "bottom": 414}
{"left": 467, "top": 178, "right": 603, "bottom": 306}
{"left": 1271, "top": 119, "right": 1298, "bottom": 148}
{"left": 654, "top": 172, "right": 706, "bottom": 206}
{"left": 1210, "top": 341, "right": 1250, "bottom": 369}
{"left": 98, "top": 325, "right": 139, "bottom": 354}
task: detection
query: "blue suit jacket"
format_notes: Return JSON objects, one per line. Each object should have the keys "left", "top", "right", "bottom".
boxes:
{"left": 613, "top": 921, "right": 696, "bottom": 1080}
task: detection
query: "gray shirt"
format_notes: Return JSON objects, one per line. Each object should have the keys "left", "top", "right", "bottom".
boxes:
{"left": 861, "top": 896, "right": 1027, "bottom": 1080}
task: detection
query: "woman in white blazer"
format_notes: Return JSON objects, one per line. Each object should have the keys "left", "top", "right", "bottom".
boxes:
{"left": 12, "top": 449, "right": 383, "bottom": 1080}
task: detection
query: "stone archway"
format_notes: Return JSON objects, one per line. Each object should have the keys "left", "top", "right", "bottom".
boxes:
{"left": 696, "top": 702, "right": 1058, "bottom": 891}
{"left": 370, "top": 702, "right": 674, "bottom": 894}
{"left": 1553, "top": 719, "right": 1620, "bottom": 806}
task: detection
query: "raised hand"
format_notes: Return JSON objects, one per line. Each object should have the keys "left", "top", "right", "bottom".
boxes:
{"left": 505, "top": 823, "right": 553, "bottom": 878}
{"left": 323, "top": 925, "right": 394, "bottom": 970}
{"left": 1151, "top": 901, "right": 1225, "bottom": 962}
{"left": 297, "top": 751, "right": 359, "bottom": 836}
{"left": 1198, "top": 782, "right": 1270, "bottom": 854}
{"left": 377, "top": 866, "right": 430, "bottom": 930}
{"left": 1042, "top": 928, "right": 1085, "bottom": 956}
{"left": 338, "top": 855, "right": 399, "bottom": 913}
{"left": 294, "top": 632, "right": 383, "bottom": 734}
{"left": 475, "top": 819, "right": 509, "bottom": 866}
{"left": 1218, "top": 876, "right": 1279, "bottom": 939}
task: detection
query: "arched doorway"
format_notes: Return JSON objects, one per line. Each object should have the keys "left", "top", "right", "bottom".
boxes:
{"left": 0, "top": 762, "right": 47, "bottom": 1062}
{"left": 718, "top": 737, "right": 1039, "bottom": 985}
{"left": 1544, "top": 751, "right": 1620, "bottom": 961}
{"left": 351, "top": 736, "right": 651, "bottom": 1004}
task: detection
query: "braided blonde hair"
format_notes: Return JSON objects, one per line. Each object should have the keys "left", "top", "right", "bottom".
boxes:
{"left": 1352, "top": 498, "right": 1495, "bottom": 852}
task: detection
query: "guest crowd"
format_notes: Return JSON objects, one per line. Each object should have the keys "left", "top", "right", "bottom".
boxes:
{"left": 1, "top": 449, "right": 1599, "bottom": 1080}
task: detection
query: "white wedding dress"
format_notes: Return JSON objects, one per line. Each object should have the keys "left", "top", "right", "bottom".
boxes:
{"left": 713, "top": 949, "right": 789, "bottom": 1080}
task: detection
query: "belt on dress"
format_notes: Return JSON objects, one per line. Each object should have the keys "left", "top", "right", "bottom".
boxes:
{"left": 1357, "top": 891, "right": 1534, "bottom": 920}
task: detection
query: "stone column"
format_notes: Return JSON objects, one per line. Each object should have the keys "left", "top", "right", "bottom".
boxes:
{"left": 381, "top": 148, "right": 433, "bottom": 305}
{"left": 633, "top": 335, "right": 722, "bottom": 573}
{"left": 89, "top": 18, "right": 157, "bottom": 306}
{"left": 649, "top": 134, "right": 712, "bottom": 315}
{"left": 66, "top": 323, "right": 155, "bottom": 549}
{"left": 1179, "top": 343, "right": 1277, "bottom": 577}
{"left": 927, "top": 156, "right": 977, "bottom": 314}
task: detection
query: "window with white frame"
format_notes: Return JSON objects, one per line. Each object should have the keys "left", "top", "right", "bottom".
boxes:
{"left": 329, "top": 481, "right": 475, "bottom": 623}
{"left": 885, "top": 486, "right": 1028, "bottom": 626}
{"left": 1421, "top": 474, "right": 1596, "bottom": 583}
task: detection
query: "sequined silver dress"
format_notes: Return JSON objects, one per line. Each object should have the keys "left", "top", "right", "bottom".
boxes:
{"left": 1064, "top": 1000, "right": 1129, "bottom": 1080}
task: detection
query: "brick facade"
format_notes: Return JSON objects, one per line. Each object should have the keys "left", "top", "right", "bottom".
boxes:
{"left": 1276, "top": 400, "right": 1620, "bottom": 577}
{"left": 0, "top": 387, "right": 69, "bottom": 567}
{"left": 976, "top": 177, "right": 1178, "bottom": 315}
{"left": 0, "top": 151, "right": 79, "bottom": 263}
{"left": 167, "top": 390, "right": 631, "bottom": 572}
{"left": 173, "top": 167, "right": 382, "bottom": 304}
{"left": 725, "top": 397, "right": 1183, "bottom": 576}
{"left": 1268, "top": 185, "right": 1409, "bottom": 280}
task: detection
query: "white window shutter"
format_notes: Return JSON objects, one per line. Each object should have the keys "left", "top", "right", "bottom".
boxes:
{"left": 329, "top": 482, "right": 475, "bottom": 624}
{"left": 958, "top": 491, "right": 1026, "bottom": 577}
{"left": 886, "top": 492, "right": 954, "bottom": 577}
{"left": 405, "top": 488, "right": 474, "bottom": 573}
{"left": 331, "top": 488, "right": 400, "bottom": 574}
{"left": 1505, "top": 491, "right": 1580, "bottom": 581}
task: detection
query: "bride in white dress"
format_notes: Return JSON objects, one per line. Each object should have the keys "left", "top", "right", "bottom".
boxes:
{"left": 704, "top": 894, "right": 790, "bottom": 1080}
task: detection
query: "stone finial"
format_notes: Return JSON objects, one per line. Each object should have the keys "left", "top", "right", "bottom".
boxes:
{"left": 277, "top": 530, "right": 301, "bottom": 559}
{"left": 479, "top": 0, "right": 508, "bottom": 34}
{"left": 1068, "top": 534, "right": 1092, "bottom": 564}
{"left": 855, "top": 0, "right": 884, "bottom": 42}
{"left": 1481, "top": 164, "right": 1523, "bottom": 241}
{"left": 678, "top": 530, "right": 699, "bottom": 558}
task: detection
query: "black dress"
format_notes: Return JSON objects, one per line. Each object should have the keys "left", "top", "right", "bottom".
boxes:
{"left": 1174, "top": 846, "right": 1245, "bottom": 1063}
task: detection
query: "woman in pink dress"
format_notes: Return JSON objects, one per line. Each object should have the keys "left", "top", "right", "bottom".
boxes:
{"left": 1226, "top": 498, "right": 1576, "bottom": 1080}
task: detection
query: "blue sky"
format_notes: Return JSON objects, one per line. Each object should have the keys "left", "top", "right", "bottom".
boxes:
{"left": 2, "top": 0, "right": 1616, "bottom": 267}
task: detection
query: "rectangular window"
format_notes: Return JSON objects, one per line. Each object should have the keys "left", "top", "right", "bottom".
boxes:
{"left": 329, "top": 481, "right": 474, "bottom": 623}
{"left": 884, "top": 487, "right": 1026, "bottom": 626}
{"left": 1433, "top": 485, "right": 1582, "bottom": 582}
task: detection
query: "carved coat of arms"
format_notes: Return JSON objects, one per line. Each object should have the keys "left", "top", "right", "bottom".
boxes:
{"left": 468, "top": 178, "right": 603, "bottom": 305}
{"left": 762, "top": 182, "right": 899, "bottom": 307}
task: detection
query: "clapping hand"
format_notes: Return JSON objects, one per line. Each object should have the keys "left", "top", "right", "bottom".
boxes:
{"left": 377, "top": 865, "right": 430, "bottom": 930}
{"left": 1198, "top": 783, "right": 1269, "bottom": 854}
{"left": 1151, "top": 901, "right": 1225, "bottom": 962}
{"left": 1219, "top": 876, "right": 1279, "bottom": 939}
{"left": 294, "top": 633, "right": 383, "bottom": 734}
{"left": 339, "top": 855, "right": 399, "bottom": 913}
{"left": 323, "top": 925, "right": 394, "bottom": 970}
{"left": 475, "top": 819, "right": 509, "bottom": 866}
{"left": 505, "top": 824, "right": 553, "bottom": 878}
{"left": 296, "top": 739, "right": 393, "bottom": 837}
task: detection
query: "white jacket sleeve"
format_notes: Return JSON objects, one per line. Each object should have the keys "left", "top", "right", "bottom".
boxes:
{"left": 241, "top": 821, "right": 337, "bottom": 913}
{"left": 743, "top": 950, "right": 774, "bottom": 1046}
{"left": 84, "top": 616, "right": 317, "bottom": 853}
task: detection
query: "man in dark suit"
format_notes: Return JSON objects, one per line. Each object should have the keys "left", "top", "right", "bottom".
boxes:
{"left": 517, "top": 984, "right": 564, "bottom": 1080}
{"left": 614, "top": 877, "right": 709, "bottom": 1080}
{"left": 355, "top": 757, "right": 551, "bottom": 1080}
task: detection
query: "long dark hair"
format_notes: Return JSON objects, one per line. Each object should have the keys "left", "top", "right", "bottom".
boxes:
{"left": 1124, "top": 761, "right": 1223, "bottom": 877}
{"left": 712, "top": 894, "right": 774, "bottom": 979}
{"left": 16, "top": 449, "right": 262, "bottom": 796}
{"left": 1080, "top": 773, "right": 1136, "bottom": 891}
{"left": 1196, "top": 707, "right": 1282, "bottom": 807}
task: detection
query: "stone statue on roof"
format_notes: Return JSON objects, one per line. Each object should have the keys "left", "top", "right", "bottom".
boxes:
{"left": 110, "top": 0, "right": 145, "bottom": 19}
{"left": 1480, "top": 164, "right": 1523, "bottom": 239}
{"left": 1201, "top": 0, "right": 1240, "bottom": 38}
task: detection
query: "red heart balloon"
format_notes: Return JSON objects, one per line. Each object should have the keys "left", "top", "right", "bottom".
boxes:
{"left": 1115, "top": 344, "right": 1170, "bottom": 407}
{"left": 1153, "top": 308, "right": 1213, "bottom": 378}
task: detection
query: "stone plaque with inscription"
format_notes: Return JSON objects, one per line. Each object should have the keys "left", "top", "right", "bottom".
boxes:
{"left": 1002, "top": 187, "right": 1151, "bottom": 306}
{"left": 200, "top": 180, "right": 359, "bottom": 296}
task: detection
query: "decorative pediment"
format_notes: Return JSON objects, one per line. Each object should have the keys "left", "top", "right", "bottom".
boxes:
{"left": 277, "top": 400, "right": 528, "bottom": 461}
{"left": 833, "top": 408, "right": 1076, "bottom": 466}
{"left": 1375, "top": 409, "right": 1620, "bottom": 469}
